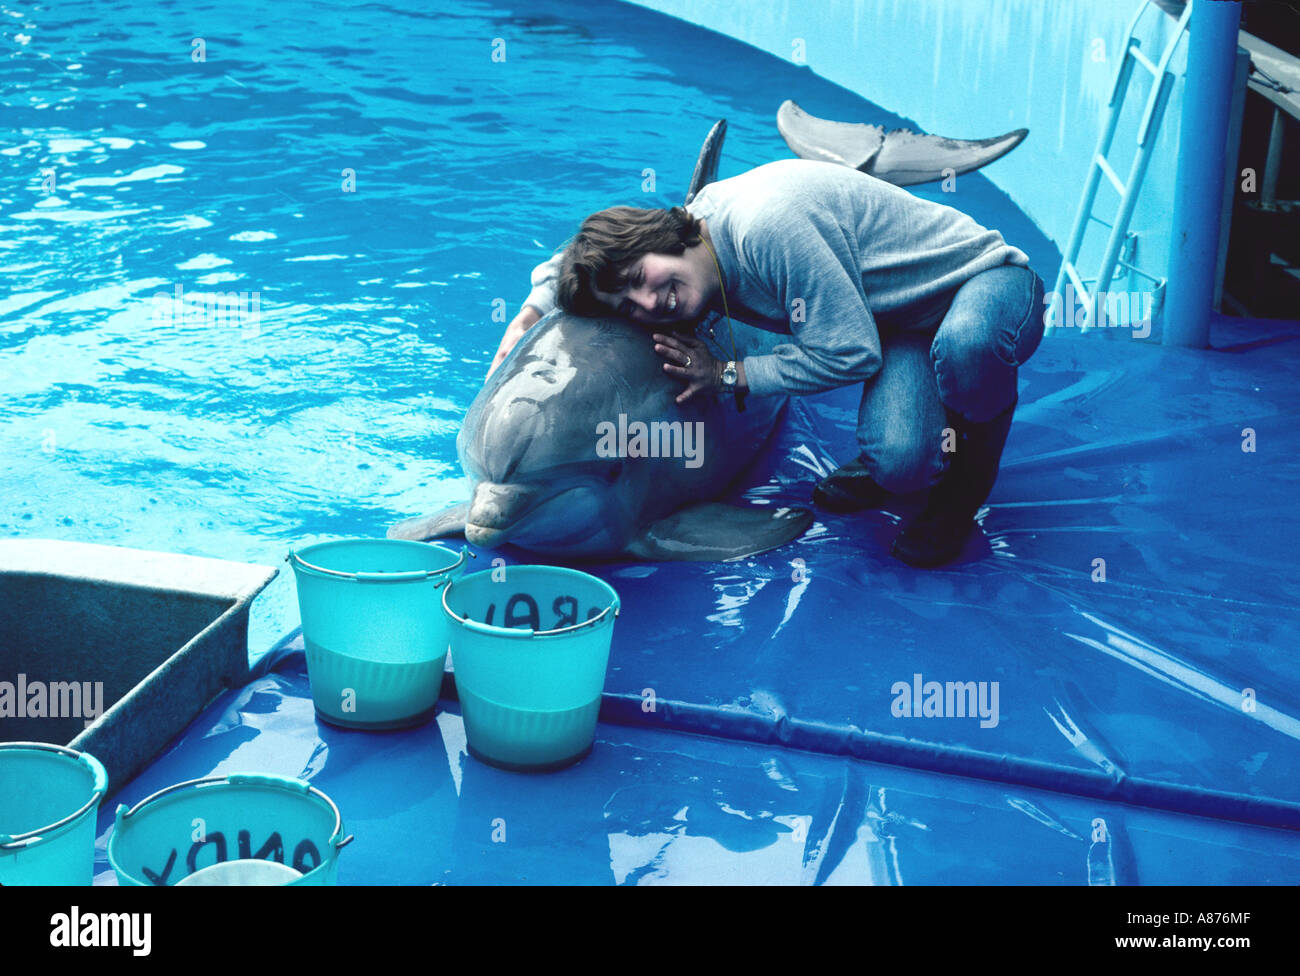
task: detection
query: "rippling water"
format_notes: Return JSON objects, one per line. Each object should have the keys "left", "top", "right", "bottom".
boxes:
{"left": 1, "top": 0, "right": 1041, "bottom": 649}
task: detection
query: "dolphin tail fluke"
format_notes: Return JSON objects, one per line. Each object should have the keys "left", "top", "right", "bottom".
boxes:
{"left": 684, "top": 119, "right": 727, "bottom": 205}
{"left": 386, "top": 501, "right": 470, "bottom": 542}
{"left": 776, "top": 99, "right": 1027, "bottom": 187}
{"left": 622, "top": 502, "right": 813, "bottom": 562}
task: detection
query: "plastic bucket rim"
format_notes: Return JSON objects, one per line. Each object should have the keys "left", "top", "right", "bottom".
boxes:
{"left": 441, "top": 565, "right": 621, "bottom": 639}
{"left": 288, "top": 538, "right": 472, "bottom": 584}
{"left": 0, "top": 742, "right": 107, "bottom": 850}
{"left": 107, "top": 773, "right": 352, "bottom": 886}
{"left": 116, "top": 774, "right": 349, "bottom": 844}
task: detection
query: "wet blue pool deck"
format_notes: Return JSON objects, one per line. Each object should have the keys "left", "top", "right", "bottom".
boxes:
{"left": 92, "top": 310, "right": 1300, "bottom": 885}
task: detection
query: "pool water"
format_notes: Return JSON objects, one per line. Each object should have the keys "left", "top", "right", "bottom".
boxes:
{"left": 0, "top": 0, "right": 1054, "bottom": 651}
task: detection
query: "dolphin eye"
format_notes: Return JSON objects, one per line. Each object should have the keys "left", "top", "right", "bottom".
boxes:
{"left": 605, "top": 462, "right": 623, "bottom": 482}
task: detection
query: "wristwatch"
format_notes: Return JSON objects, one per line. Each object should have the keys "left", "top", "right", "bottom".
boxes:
{"left": 720, "top": 360, "right": 745, "bottom": 412}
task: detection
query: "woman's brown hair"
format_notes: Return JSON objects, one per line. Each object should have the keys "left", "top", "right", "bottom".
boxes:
{"left": 556, "top": 206, "right": 702, "bottom": 316}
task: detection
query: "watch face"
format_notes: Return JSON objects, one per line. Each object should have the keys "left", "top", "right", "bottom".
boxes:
{"left": 722, "top": 363, "right": 738, "bottom": 385}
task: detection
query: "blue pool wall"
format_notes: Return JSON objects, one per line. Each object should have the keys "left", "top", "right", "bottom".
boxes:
{"left": 625, "top": 0, "right": 1191, "bottom": 332}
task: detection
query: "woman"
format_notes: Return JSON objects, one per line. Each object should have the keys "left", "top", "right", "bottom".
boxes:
{"left": 492, "top": 158, "right": 1045, "bottom": 567}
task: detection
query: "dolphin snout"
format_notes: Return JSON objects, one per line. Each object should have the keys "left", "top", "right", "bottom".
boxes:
{"left": 465, "top": 480, "right": 540, "bottom": 546}
{"left": 465, "top": 523, "right": 511, "bottom": 547}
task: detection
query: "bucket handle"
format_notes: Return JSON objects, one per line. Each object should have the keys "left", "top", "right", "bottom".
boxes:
{"left": 118, "top": 774, "right": 350, "bottom": 850}
{"left": 533, "top": 603, "right": 619, "bottom": 636}
{"left": 287, "top": 546, "right": 473, "bottom": 585}
{"left": 442, "top": 586, "right": 620, "bottom": 637}
{"left": 0, "top": 742, "right": 106, "bottom": 850}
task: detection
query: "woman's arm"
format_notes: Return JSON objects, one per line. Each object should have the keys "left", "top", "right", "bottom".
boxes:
{"left": 488, "top": 304, "right": 543, "bottom": 377}
{"left": 521, "top": 251, "right": 564, "bottom": 317}
{"left": 487, "top": 252, "right": 564, "bottom": 377}
{"left": 739, "top": 206, "right": 883, "bottom": 397}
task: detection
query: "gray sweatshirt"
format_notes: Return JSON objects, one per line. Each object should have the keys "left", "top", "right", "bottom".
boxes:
{"left": 523, "top": 158, "right": 1029, "bottom": 397}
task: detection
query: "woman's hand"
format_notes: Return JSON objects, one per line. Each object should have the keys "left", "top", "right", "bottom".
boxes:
{"left": 652, "top": 332, "right": 720, "bottom": 405}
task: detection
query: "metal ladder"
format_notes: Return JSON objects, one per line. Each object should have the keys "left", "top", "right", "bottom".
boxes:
{"left": 1048, "top": 0, "right": 1194, "bottom": 334}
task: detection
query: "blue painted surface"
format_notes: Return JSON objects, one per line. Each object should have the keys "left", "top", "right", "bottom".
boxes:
{"left": 89, "top": 306, "right": 1300, "bottom": 880}
{"left": 313, "top": 311, "right": 1300, "bottom": 820}
{"left": 92, "top": 650, "right": 1300, "bottom": 884}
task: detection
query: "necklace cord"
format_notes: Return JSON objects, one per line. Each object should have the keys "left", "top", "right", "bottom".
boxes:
{"left": 699, "top": 236, "right": 741, "bottom": 382}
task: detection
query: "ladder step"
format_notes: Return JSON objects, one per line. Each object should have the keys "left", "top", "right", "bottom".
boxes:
{"left": 1064, "top": 263, "right": 1091, "bottom": 305}
{"left": 1095, "top": 155, "right": 1127, "bottom": 195}
{"left": 1115, "top": 258, "right": 1165, "bottom": 286}
{"left": 1129, "top": 44, "right": 1160, "bottom": 78}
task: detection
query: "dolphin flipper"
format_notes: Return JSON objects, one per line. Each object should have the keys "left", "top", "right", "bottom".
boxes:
{"left": 386, "top": 502, "right": 470, "bottom": 542}
{"left": 684, "top": 119, "right": 727, "bottom": 205}
{"left": 776, "top": 99, "right": 1027, "bottom": 186}
{"left": 623, "top": 502, "right": 814, "bottom": 562}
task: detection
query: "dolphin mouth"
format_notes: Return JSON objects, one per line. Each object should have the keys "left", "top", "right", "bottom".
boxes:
{"left": 464, "top": 478, "right": 606, "bottom": 551}
{"left": 465, "top": 522, "right": 512, "bottom": 547}
{"left": 464, "top": 479, "right": 559, "bottom": 546}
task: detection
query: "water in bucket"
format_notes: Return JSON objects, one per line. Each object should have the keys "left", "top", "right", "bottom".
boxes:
{"left": 175, "top": 858, "right": 303, "bottom": 885}
{"left": 442, "top": 566, "right": 619, "bottom": 771}
{"left": 289, "top": 539, "right": 469, "bottom": 729}
{"left": 457, "top": 687, "right": 603, "bottom": 769}
{"left": 0, "top": 743, "right": 107, "bottom": 886}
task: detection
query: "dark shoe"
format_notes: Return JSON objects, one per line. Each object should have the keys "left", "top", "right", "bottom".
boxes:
{"left": 890, "top": 505, "right": 979, "bottom": 568}
{"left": 892, "top": 399, "right": 1017, "bottom": 567}
{"left": 813, "top": 458, "right": 892, "bottom": 512}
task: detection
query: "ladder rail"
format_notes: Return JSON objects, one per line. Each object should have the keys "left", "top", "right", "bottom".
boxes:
{"left": 1087, "top": 0, "right": 1192, "bottom": 330}
{"left": 1136, "top": 0, "right": 1195, "bottom": 147}
{"left": 1088, "top": 70, "right": 1180, "bottom": 330}
{"left": 1050, "top": 5, "right": 1148, "bottom": 330}
{"left": 1049, "top": 49, "right": 1138, "bottom": 328}
{"left": 1049, "top": 0, "right": 1192, "bottom": 335}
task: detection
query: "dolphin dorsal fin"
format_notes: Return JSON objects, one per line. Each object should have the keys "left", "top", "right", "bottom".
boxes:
{"left": 684, "top": 119, "right": 727, "bottom": 205}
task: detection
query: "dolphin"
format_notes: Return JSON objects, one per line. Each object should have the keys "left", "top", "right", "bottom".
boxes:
{"left": 387, "top": 312, "right": 813, "bottom": 561}
{"left": 776, "top": 99, "right": 1028, "bottom": 186}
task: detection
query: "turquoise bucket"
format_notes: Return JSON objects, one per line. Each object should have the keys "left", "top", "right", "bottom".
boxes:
{"left": 0, "top": 742, "right": 107, "bottom": 886}
{"left": 108, "top": 773, "right": 352, "bottom": 886}
{"left": 441, "top": 566, "right": 620, "bottom": 771}
{"left": 288, "top": 538, "right": 471, "bottom": 729}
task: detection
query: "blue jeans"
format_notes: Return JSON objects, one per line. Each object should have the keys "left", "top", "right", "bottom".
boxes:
{"left": 857, "top": 264, "right": 1046, "bottom": 493}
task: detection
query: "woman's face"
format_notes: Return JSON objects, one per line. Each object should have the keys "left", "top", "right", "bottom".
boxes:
{"left": 593, "top": 244, "right": 717, "bottom": 326}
